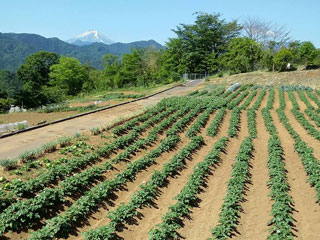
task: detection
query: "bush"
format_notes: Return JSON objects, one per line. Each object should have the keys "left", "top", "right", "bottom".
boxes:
{"left": 0, "top": 159, "right": 17, "bottom": 171}
{"left": 0, "top": 98, "right": 11, "bottom": 113}
{"left": 298, "top": 41, "right": 318, "bottom": 66}
{"left": 273, "top": 49, "right": 293, "bottom": 72}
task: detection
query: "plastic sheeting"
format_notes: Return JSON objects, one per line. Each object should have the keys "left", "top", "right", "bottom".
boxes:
{"left": 226, "top": 82, "right": 241, "bottom": 92}
{"left": 0, "top": 120, "right": 28, "bottom": 132}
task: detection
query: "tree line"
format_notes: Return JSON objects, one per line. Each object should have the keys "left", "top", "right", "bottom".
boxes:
{"left": 1, "top": 12, "right": 319, "bottom": 112}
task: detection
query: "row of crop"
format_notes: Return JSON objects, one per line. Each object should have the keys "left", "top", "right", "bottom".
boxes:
{"left": 266, "top": 88, "right": 275, "bottom": 110}
{"left": 305, "top": 108, "right": 320, "bottom": 127}
{"left": 207, "top": 108, "right": 227, "bottom": 137}
{"left": 0, "top": 101, "right": 201, "bottom": 234}
{"left": 227, "top": 89, "right": 250, "bottom": 110}
{"left": 288, "top": 91, "right": 300, "bottom": 110}
{"left": 277, "top": 109, "right": 320, "bottom": 203}
{"left": 83, "top": 136, "right": 205, "bottom": 240}
{"left": 246, "top": 108, "right": 257, "bottom": 138}
{"left": 26, "top": 134, "right": 181, "bottom": 240}
{"left": 261, "top": 108, "right": 294, "bottom": 239}
{"left": 148, "top": 136, "right": 228, "bottom": 239}
{"left": 187, "top": 105, "right": 217, "bottom": 138}
{"left": 239, "top": 90, "right": 257, "bottom": 110}
{"left": 291, "top": 107, "right": 320, "bottom": 141}
{"left": 306, "top": 91, "right": 320, "bottom": 108}
{"left": 7, "top": 107, "right": 177, "bottom": 198}
{"left": 112, "top": 107, "right": 162, "bottom": 136}
{"left": 24, "top": 98, "right": 205, "bottom": 239}
{"left": 0, "top": 107, "right": 187, "bottom": 235}
{"left": 209, "top": 137, "right": 254, "bottom": 239}
{"left": 297, "top": 90, "right": 315, "bottom": 110}
{"left": 223, "top": 86, "right": 247, "bottom": 105}
{"left": 251, "top": 88, "right": 267, "bottom": 110}
{"left": 227, "top": 107, "right": 241, "bottom": 137}
{"left": 279, "top": 89, "right": 286, "bottom": 110}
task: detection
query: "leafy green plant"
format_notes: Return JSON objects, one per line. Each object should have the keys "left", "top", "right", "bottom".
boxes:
{"left": 0, "top": 159, "right": 17, "bottom": 171}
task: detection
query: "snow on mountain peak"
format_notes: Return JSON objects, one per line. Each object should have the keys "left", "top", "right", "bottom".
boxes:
{"left": 67, "top": 30, "right": 114, "bottom": 46}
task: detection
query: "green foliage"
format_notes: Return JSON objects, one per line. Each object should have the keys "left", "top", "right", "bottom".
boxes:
{"left": 0, "top": 98, "right": 11, "bottom": 113}
{"left": 298, "top": 41, "right": 318, "bottom": 66}
{"left": 273, "top": 49, "right": 293, "bottom": 72}
{"left": 50, "top": 56, "right": 89, "bottom": 96}
{"left": 17, "top": 51, "right": 59, "bottom": 108}
{"left": 166, "top": 12, "right": 242, "bottom": 74}
{"left": 222, "top": 37, "right": 263, "bottom": 73}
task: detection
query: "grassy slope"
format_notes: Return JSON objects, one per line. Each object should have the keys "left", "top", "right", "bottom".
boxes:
{"left": 205, "top": 69, "right": 320, "bottom": 89}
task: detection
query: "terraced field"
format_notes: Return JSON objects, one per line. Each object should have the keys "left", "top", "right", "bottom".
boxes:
{"left": 1, "top": 85, "right": 320, "bottom": 240}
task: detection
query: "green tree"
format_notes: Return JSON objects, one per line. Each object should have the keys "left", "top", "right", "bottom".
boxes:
{"left": 298, "top": 41, "right": 318, "bottom": 66}
{"left": 167, "top": 12, "right": 242, "bottom": 74}
{"left": 288, "top": 40, "right": 301, "bottom": 64}
{"left": 101, "top": 54, "right": 120, "bottom": 88}
{"left": 17, "top": 51, "right": 59, "bottom": 108}
{"left": 273, "top": 48, "right": 293, "bottom": 71}
{"left": 50, "top": 56, "right": 89, "bottom": 96}
{"left": 222, "top": 37, "right": 263, "bottom": 73}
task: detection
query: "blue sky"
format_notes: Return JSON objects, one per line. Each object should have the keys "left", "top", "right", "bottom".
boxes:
{"left": 0, "top": 0, "right": 319, "bottom": 47}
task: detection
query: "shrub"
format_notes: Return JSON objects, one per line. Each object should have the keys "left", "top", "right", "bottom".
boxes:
{"left": 0, "top": 98, "right": 11, "bottom": 114}
{"left": 0, "top": 159, "right": 17, "bottom": 171}
{"left": 273, "top": 49, "right": 293, "bottom": 72}
{"left": 298, "top": 41, "right": 318, "bottom": 66}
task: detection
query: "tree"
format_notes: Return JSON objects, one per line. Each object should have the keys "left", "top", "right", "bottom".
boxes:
{"left": 273, "top": 48, "right": 293, "bottom": 71}
{"left": 50, "top": 56, "right": 89, "bottom": 96}
{"left": 242, "top": 17, "right": 291, "bottom": 46}
{"left": 167, "top": 12, "right": 242, "bottom": 74}
{"left": 102, "top": 54, "right": 120, "bottom": 88}
{"left": 298, "top": 41, "right": 318, "bottom": 66}
{"left": 17, "top": 51, "right": 59, "bottom": 108}
{"left": 222, "top": 37, "right": 263, "bottom": 73}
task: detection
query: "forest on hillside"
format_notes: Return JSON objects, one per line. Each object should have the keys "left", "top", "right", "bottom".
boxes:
{"left": 1, "top": 12, "right": 320, "bottom": 112}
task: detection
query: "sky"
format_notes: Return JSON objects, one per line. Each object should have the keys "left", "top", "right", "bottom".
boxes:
{"left": 0, "top": 0, "right": 319, "bottom": 47}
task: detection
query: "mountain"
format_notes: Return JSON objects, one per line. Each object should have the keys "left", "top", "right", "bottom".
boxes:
{"left": 67, "top": 30, "right": 115, "bottom": 46}
{"left": 0, "top": 32, "right": 164, "bottom": 71}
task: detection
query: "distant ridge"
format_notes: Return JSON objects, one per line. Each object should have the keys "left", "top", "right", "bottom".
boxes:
{"left": 0, "top": 32, "right": 164, "bottom": 71}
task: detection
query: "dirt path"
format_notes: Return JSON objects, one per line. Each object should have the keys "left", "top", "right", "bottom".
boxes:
{"left": 274, "top": 88, "right": 280, "bottom": 110}
{"left": 285, "top": 91, "right": 294, "bottom": 110}
{"left": 272, "top": 110, "right": 320, "bottom": 239}
{"left": 0, "top": 80, "right": 203, "bottom": 159}
{"left": 177, "top": 111, "right": 248, "bottom": 240}
{"left": 234, "top": 110, "right": 272, "bottom": 239}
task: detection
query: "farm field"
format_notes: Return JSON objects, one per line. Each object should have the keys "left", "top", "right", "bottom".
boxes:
{"left": 1, "top": 84, "right": 320, "bottom": 240}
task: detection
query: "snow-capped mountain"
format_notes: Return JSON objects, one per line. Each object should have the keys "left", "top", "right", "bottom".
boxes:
{"left": 67, "top": 30, "right": 115, "bottom": 46}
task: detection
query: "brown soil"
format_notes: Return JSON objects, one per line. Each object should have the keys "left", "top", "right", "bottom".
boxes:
{"left": 272, "top": 110, "right": 320, "bottom": 239}
{"left": 0, "top": 111, "right": 78, "bottom": 126}
{"left": 234, "top": 111, "right": 272, "bottom": 239}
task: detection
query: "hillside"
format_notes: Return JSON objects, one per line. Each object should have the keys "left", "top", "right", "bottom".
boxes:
{"left": 0, "top": 32, "right": 163, "bottom": 71}
{"left": 207, "top": 69, "right": 320, "bottom": 89}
